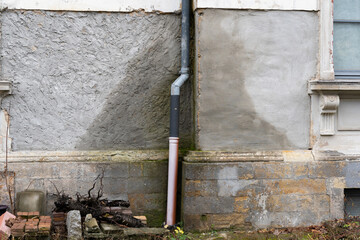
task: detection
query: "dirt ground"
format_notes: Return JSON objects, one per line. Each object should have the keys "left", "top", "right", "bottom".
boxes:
{"left": 181, "top": 217, "right": 360, "bottom": 240}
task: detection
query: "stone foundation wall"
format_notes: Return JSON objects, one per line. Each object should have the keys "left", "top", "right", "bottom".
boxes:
{"left": 182, "top": 152, "right": 352, "bottom": 231}
{"left": 0, "top": 151, "right": 169, "bottom": 227}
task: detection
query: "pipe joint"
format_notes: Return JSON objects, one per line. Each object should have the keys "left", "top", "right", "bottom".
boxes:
{"left": 171, "top": 73, "right": 189, "bottom": 95}
{"left": 180, "top": 67, "right": 189, "bottom": 75}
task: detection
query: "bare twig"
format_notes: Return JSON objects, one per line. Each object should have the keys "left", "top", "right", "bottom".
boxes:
{"left": 49, "top": 180, "right": 61, "bottom": 196}
{"left": 96, "top": 169, "right": 105, "bottom": 200}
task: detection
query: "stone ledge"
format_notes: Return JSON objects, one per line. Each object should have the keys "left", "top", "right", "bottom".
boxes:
{"left": 184, "top": 151, "right": 284, "bottom": 162}
{"left": 0, "top": 150, "right": 169, "bottom": 163}
{"left": 185, "top": 150, "right": 360, "bottom": 163}
{"left": 309, "top": 80, "right": 360, "bottom": 92}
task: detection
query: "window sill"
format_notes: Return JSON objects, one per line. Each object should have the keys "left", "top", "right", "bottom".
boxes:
{"left": 309, "top": 79, "right": 360, "bottom": 92}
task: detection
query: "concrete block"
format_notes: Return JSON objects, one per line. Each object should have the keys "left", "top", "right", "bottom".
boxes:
{"left": 345, "top": 161, "right": 360, "bottom": 188}
{"left": 234, "top": 196, "right": 250, "bottom": 213}
{"left": 183, "top": 196, "right": 234, "bottom": 214}
{"left": 254, "top": 162, "right": 293, "bottom": 179}
{"left": 237, "top": 163, "right": 255, "bottom": 179}
{"left": 217, "top": 179, "right": 259, "bottom": 197}
{"left": 309, "top": 162, "right": 345, "bottom": 179}
{"left": 102, "top": 177, "right": 128, "bottom": 194}
{"left": 66, "top": 210, "right": 82, "bottom": 240}
{"left": 127, "top": 177, "right": 167, "bottom": 194}
{"left": 103, "top": 163, "right": 129, "bottom": 178}
{"left": 57, "top": 163, "right": 81, "bottom": 179}
{"left": 184, "top": 162, "right": 254, "bottom": 180}
{"left": 290, "top": 162, "right": 309, "bottom": 179}
{"left": 12, "top": 163, "right": 60, "bottom": 179}
{"left": 266, "top": 194, "right": 314, "bottom": 212}
{"left": 142, "top": 161, "right": 168, "bottom": 177}
{"left": 129, "top": 162, "right": 143, "bottom": 177}
{"left": 128, "top": 193, "right": 166, "bottom": 212}
{"left": 265, "top": 179, "right": 326, "bottom": 195}
{"left": 183, "top": 163, "right": 222, "bottom": 180}
{"left": 184, "top": 180, "right": 218, "bottom": 197}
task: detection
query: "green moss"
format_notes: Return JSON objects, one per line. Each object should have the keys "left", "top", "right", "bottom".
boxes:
{"left": 200, "top": 214, "right": 207, "bottom": 222}
{"left": 144, "top": 210, "right": 166, "bottom": 227}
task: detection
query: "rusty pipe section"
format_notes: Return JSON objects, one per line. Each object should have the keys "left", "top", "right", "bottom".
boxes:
{"left": 166, "top": 0, "right": 190, "bottom": 226}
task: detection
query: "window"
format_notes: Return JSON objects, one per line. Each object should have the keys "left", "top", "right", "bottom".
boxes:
{"left": 333, "top": 0, "right": 360, "bottom": 79}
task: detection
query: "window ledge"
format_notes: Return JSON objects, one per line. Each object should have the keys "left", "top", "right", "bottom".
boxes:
{"left": 309, "top": 80, "right": 360, "bottom": 92}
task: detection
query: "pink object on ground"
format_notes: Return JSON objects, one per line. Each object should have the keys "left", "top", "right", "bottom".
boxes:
{"left": 0, "top": 211, "right": 15, "bottom": 239}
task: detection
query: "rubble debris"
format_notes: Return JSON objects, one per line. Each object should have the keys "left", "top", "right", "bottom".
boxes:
{"left": 0, "top": 205, "right": 8, "bottom": 216}
{"left": 84, "top": 214, "right": 100, "bottom": 233}
{"left": 0, "top": 211, "right": 15, "bottom": 238}
{"left": 134, "top": 216, "right": 147, "bottom": 225}
{"left": 66, "top": 210, "right": 82, "bottom": 240}
{"left": 52, "top": 172, "right": 144, "bottom": 228}
{"left": 99, "top": 222, "right": 122, "bottom": 234}
{"left": 9, "top": 212, "right": 51, "bottom": 239}
{"left": 52, "top": 212, "right": 67, "bottom": 235}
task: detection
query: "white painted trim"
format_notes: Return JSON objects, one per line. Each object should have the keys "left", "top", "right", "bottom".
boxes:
{"left": 319, "top": 0, "right": 335, "bottom": 80}
{"left": 194, "top": 0, "right": 319, "bottom": 11}
{"left": 1, "top": 0, "right": 181, "bottom": 13}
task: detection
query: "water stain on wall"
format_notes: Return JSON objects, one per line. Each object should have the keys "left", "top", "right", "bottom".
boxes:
{"left": 75, "top": 35, "right": 193, "bottom": 150}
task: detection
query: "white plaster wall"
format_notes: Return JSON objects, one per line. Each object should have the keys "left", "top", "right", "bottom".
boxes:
{"left": 2, "top": 0, "right": 319, "bottom": 12}
{"left": 1, "top": 0, "right": 181, "bottom": 12}
{"left": 194, "top": 0, "right": 319, "bottom": 11}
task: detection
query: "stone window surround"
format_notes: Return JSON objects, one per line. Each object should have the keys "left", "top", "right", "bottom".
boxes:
{"left": 312, "top": 0, "right": 360, "bottom": 137}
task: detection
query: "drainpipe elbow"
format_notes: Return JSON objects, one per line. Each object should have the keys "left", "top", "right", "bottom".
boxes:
{"left": 171, "top": 72, "right": 189, "bottom": 95}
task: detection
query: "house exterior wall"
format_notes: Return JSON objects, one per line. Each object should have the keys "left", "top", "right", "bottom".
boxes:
{"left": 0, "top": 8, "right": 191, "bottom": 224}
{"left": 0, "top": 0, "right": 358, "bottom": 232}
{"left": 1, "top": 10, "right": 192, "bottom": 151}
{"left": 194, "top": 9, "right": 318, "bottom": 151}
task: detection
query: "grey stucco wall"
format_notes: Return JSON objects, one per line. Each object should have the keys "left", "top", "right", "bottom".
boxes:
{"left": 1, "top": 10, "right": 192, "bottom": 151}
{"left": 195, "top": 10, "right": 318, "bottom": 150}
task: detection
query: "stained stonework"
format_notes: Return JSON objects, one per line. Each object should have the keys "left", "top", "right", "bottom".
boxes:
{"left": 182, "top": 151, "right": 350, "bottom": 230}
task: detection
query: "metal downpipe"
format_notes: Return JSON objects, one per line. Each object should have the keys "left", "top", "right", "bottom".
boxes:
{"left": 166, "top": 0, "right": 190, "bottom": 226}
